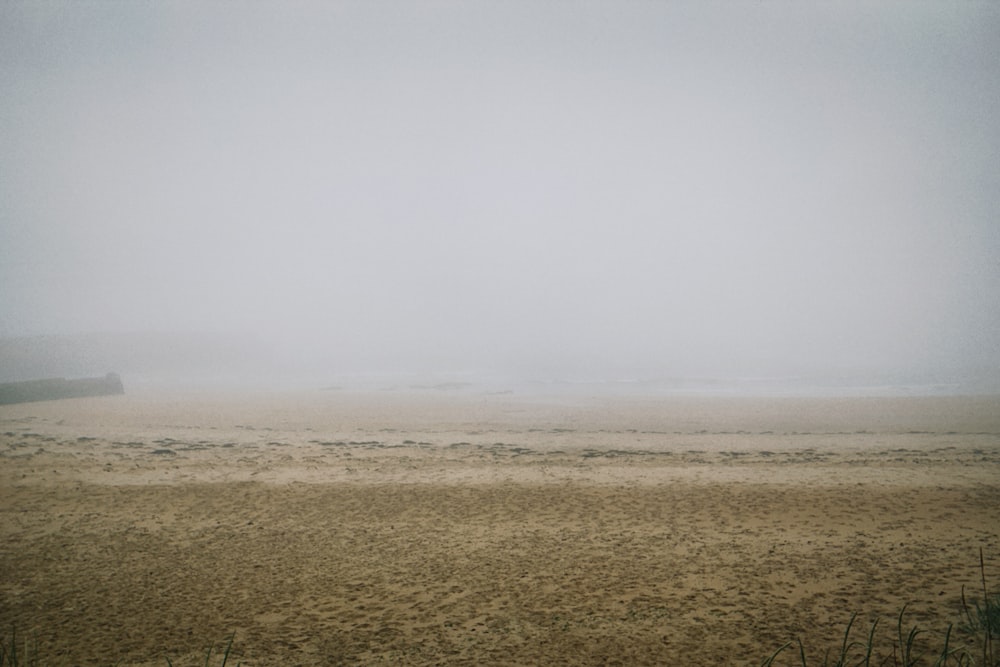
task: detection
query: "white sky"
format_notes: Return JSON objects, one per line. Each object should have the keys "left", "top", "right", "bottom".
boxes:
{"left": 2, "top": 1, "right": 999, "bottom": 380}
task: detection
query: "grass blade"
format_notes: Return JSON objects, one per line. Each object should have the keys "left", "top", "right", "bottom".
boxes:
{"left": 759, "top": 641, "right": 792, "bottom": 666}
{"left": 220, "top": 632, "right": 235, "bottom": 667}
{"left": 833, "top": 612, "right": 858, "bottom": 667}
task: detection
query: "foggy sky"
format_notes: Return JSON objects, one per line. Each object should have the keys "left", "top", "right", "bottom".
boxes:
{"left": 2, "top": 1, "right": 999, "bottom": 382}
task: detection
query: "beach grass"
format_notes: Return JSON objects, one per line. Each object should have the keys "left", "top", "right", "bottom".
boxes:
{"left": 164, "top": 632, "right": 239, "bottom": 667}
{"left": 762, "top": 550, "right": 998, "bottom": 667}
{"left": 761, "top": 608, "right": 961, "bottom": 667}
{"left": 0, "top": 629, "right": 240, "bottom": 667}
{"left": 959, "top": 549, "right": 999, "bottom": 667}
{"left": 0, "top": 626, "right": 38, "bottom": 667}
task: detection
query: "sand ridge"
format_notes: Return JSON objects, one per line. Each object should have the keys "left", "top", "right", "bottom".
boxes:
{"left": 2, "top": 392, "right": 999, "bottom": 665}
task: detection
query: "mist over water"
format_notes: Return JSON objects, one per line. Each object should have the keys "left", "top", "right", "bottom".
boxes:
{"left": 2, "top": 2, "right": 999, "bottom": 393}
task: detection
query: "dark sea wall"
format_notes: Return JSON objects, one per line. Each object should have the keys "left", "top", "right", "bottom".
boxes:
{"left": 0, "top": 373, "right": 124, "bottom": 405}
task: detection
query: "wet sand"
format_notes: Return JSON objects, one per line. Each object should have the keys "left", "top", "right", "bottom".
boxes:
{"left": 2, "top": 391, "right": 999, "bottom": 665}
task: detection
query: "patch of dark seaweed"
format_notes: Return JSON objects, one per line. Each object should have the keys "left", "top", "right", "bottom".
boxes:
{"left": 112, "top": 441, "right": 145, "bottom": 448}
{"left": 580, "top": 449, "right": 660, "bottom": 458}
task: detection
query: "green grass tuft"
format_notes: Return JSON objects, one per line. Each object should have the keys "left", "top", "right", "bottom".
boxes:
{"left": 764, "top": 549, "right": 998, "bottom": 666}
{"left": 0, "top": 626, "right": 39, "bottom": 667}
{"left": 165, "top": 631, "right": 240, "bottom": 667}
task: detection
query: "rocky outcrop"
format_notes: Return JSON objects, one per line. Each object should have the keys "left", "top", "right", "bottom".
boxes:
{"left": 0, "top": 373, "right": 124, "bottom": 405}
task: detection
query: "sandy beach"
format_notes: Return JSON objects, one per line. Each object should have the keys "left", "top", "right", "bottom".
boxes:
{"left": 2, "top": 391, "right": 999, "bottom": 665}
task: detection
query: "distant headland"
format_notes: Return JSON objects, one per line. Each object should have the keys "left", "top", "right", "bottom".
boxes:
{"left": 0, "top": 373, "right": 124, "bottom": 405}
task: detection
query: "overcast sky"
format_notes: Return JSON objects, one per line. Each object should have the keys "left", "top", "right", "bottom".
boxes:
{"left": 2, "top": 1, "right": 999, "bottom": 381}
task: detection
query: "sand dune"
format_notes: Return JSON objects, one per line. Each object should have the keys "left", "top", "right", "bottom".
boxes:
{"left": 1, "top": 392, "right": 998, "bottom": 665}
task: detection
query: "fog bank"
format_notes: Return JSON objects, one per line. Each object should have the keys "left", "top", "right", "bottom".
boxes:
{"left": 2, "top": 2, "right": 999, "bottom": 389}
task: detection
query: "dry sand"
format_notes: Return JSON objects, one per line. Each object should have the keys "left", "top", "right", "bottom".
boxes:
{"left": 1, "top": 391, "right": 999, "bottom": 665}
